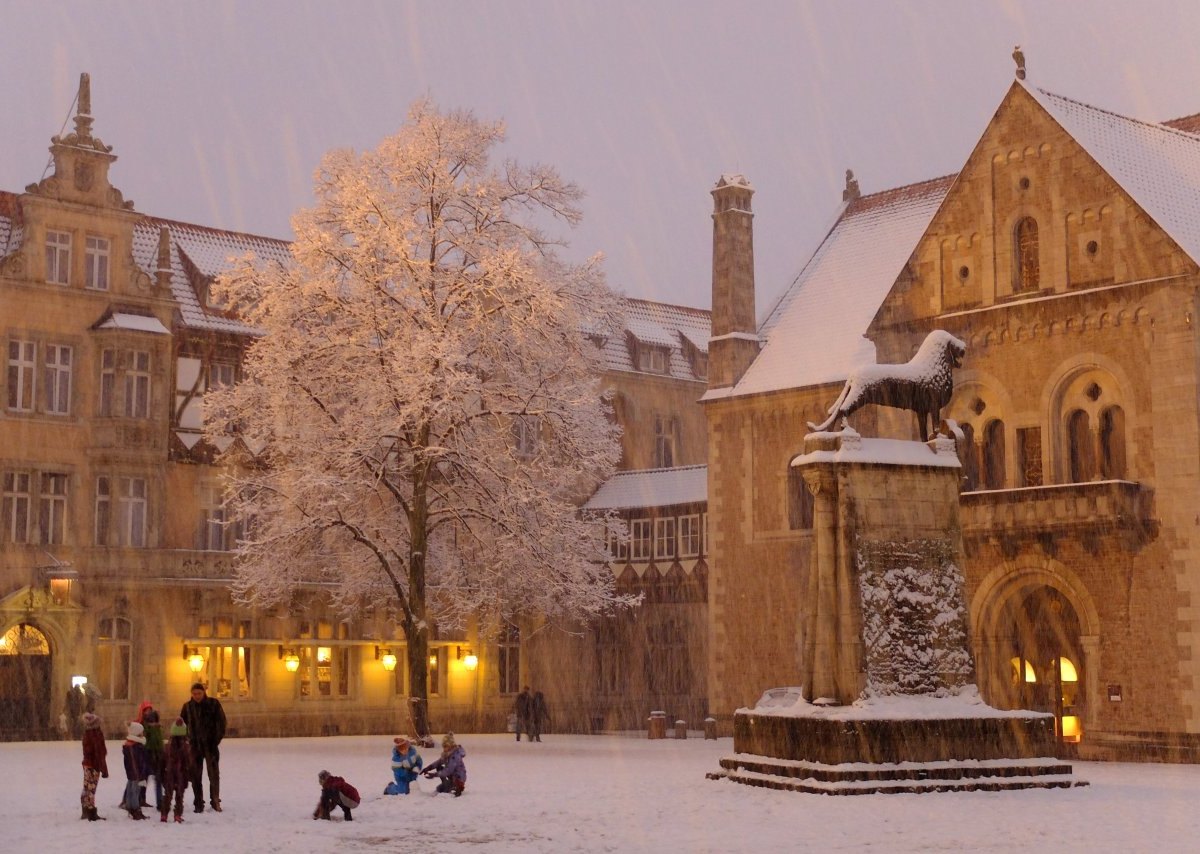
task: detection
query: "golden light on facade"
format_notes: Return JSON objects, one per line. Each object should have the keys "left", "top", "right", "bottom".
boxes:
{"left": 1010, "top": 656, "right": 1037, "bottom": 683}
{"left": 1060, "top": 657, "right": 1078, "bottom": 682}
{"left": 1061, "top": 714, "right": 1082, "bottom": 742}
{"left": 429, "top": 654, "right": 439, "bottom": 668}
{"left": 284, "top": 654, "right": 301, "bottom": 673}
{"left": 317, "top": 646, "right": 332, "bottom": 665}
{"left": 188, "top": 652, "right": 206, "bottom": 673}
{"left": 463, "top": 653, "right": 479, "bottom": 671}
{"left": 381, "top": 652, "right": 398, "bottom": 671}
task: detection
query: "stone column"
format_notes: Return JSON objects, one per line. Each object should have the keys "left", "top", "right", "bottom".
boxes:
{"left": 803, "top": 465, "right": 839, "bottom": 701}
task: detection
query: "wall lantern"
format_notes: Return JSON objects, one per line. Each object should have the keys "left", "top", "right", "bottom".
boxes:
{"left": 278, "top": 646, "right": 300, "bottom": 673}
{"left": 375, "top": 646, "right": 398, "bottom": 672}
{"left": 183, "top": 645, "right": 206, "bottom": 674}
{"left": 39, "top": 565, "right": 78, "bottom": 606}
{"left": 457, "top": 646, "right": 478, "bottom": 671}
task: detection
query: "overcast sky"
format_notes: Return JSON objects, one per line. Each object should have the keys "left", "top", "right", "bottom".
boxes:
{"left": 3, "top": 1, "right": 1199, "bottom": 317}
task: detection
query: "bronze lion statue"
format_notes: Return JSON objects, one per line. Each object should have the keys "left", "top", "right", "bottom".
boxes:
{"left": 808, "top": 330, "right": 966, "bottom": 442}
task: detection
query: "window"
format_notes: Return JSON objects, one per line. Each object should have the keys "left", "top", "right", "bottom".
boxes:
{"left": 99, "top": 348, "right": 152, "bottom": 418}
{"left": 196, "top": 617, "right": 252, "bottom": 700}
{"left": 679, "top": 514, "right": 702, "bottom": 557}
{"left": 959, "top": 422, "right": 980, "bottom": 491}
{"left": 653, "top": 415, "right": 677, "bottom": 468}
{"left": 38, "top": 473, "right": 68, "bottom": 545}
{"left": 1067, "top": 410, "right": 1094, "bottom": 483}
{"left": 125, "top": 350, "right": 150, "bottom": 418}
{"left": 497, "top": 624, "right": 520, "bottom": 695}
{"left": 197, "top": 487, "right": 241, "bottom": 551}
{"left": 43, "top": 344, "right": 72, "bottom": 415}
{"left": 639, "top": 346, "right": 670, "bottom": 374}
{"left": 208, "top": 361, "right": 235, "bottom": 391}
{"left": 787, "top": 469, "right": 814, "bottom": 530}
{"left": 45, "top": 230, "right": 71, "bottom": 285}
{"left": 512, "top": 416, "right": 538, "bottom": 459}
{"left": 427, "top": 646, "right": 443, "bottom": 697}
{"left": 7, "top": 340, "right": 36, "bottom": 412}
{"left": 2, "top": 472, "right": 31, "bottom": 544}
{"left": 983, "top": 420, "right": 1006, "bottom": 489}
{"left": 95, "top": 475, "right": 147, "bottom": 547}
{"left": 1014, "top": 217, "right": 1039, "bottom": 292}
{"left": 630, "top": 519, "right": 652, "bottom": 560}
{"left": 654, "top": 517, "right": 677, "bottom": 560}
{"left": 96, "top": 617, "right": 132, "bottom": 702}
{"left": 85, "top": 235, "right": 110, "bottom": 290}
{"left": 607, "top": 519, "right": 629, "bottom": 562}
{"left": 1100, "top": 407, "right": 1127, "bottom": 479}
{"left": 1016, "top": 427, "right": 1043, "bottom": 488}
{"left": 298, "top": 620, "right": 351, "bottom": 699}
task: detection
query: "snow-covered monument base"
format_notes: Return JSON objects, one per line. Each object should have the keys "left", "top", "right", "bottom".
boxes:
{"left": 711, "top": 429, "right": 1086, "bottom": 794}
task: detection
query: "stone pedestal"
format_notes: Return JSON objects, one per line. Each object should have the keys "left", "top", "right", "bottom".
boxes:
{"left": 710, "top": 430, "right": 1085, "bottom": 794}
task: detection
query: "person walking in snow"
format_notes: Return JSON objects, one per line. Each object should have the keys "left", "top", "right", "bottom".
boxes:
{"left": 180, "top": 681, "right": 226, "bottom": 813}
{"left": 385, "top": 735, "right": 423, "bottom": 794}
{"left": 159, "top": 717, "right": 193, "bottom": 823}
{"left": 137, "top": 700, "right": 164, "bottom": 811}
{"left": 120, "top": 720, "right": 151, "bottom": 820}
{"left": 314, "top": 770, "right": 361, "bottom": 820}
{"left": 422, "top": 732, "right": 467, "bottom": 796}
{"left": 530, "top": 690, "right": 550, "bottom": 742}
{"left": 514, "top": 686, "right": 533, "bottom": 742}
{"left": 79, "top": 711, "right": 108, "bottom": 821}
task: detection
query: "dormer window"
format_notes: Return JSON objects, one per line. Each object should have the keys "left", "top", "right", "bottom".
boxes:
{"left": 639, "top": 345, "right": 670, "bottom": 374}
{"left": 85, "top": 235, "right": 110, "bottom": 291}
{"left": 45, "top": 230, "right": 71, "bottom": 285}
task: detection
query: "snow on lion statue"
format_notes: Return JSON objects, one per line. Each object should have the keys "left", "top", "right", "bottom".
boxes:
{"left": 808, "top": 330, "right": 966, "bottom": 442}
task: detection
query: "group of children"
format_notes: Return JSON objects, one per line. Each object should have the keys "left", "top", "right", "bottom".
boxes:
{"left": 82, "top": 706, "right": 470, "bottom": 825}
{"left": 79, "top": 701, "right": 193, "bottom": 823}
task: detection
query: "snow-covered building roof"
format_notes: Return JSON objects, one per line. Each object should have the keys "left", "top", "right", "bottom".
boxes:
{"left": 582, "top": 464, "right": 707, "bottom": 511}
{"left": 132, "top": 217, "right": 291, "bottom": 336}
{"left": 729, "top": 175, "right": 953, "bottom": 398}
{"left": 599, "top": 297, "right": 711, "bottom": 381}
{"left": 0, "top": 191, "right": 22, "bottom": 257}
{"left": 1026, "top": 83, "right": 1200, "bottom": 266}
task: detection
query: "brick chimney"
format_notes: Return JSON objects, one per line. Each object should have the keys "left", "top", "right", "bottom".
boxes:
{"left": 708, "top": 174, "right": 759, "bottom": 390}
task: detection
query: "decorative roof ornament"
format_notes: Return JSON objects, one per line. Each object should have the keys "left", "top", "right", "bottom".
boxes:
{"left": 52, "top": 73, "right": 113, "bottom": 154}
{"left": 842, "top": 169, "right": 861, "bottom": 203}
{"left": 1013, "top": 45, "right": 1026, "bottom": 81}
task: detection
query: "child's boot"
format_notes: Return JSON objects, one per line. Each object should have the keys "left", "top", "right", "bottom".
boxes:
{"left": 342, "top": 806, "right": 353, "bottom": 821}
{"left": 160, "top": 812, "right": 168, "bottom": 823}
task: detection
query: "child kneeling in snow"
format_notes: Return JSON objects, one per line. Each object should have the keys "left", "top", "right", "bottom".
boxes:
{"left": 422, "top": 732, "right": 466, "bottom": 797}
{"left": 385, "top": 735, "right": 423, "bottom": 795}
{"left": 314, "top": 770, "right": 361, "bottom": 821}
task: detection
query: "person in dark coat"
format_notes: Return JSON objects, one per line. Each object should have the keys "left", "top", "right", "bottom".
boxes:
{"left": 314, "top": 770, "right": 361, "bottom": 821}
{"left": 159, "top": 717, "right": 193, "bottom": 823}
{"left": 80, "top": 711, "right": 108, "bottom": 821}
{"left": 179, "top": 681, "right": 226, "bottom": 813}
{"left": 530, "top": 690, "right": 549, "bottom": 742}
{"left": 513, "top": 686, "right": 533, "bottom": 742}
{"left": 120, "top": 720, "right": 151, "bottom": 820}
{"left": 422, "top": 732, "right": 467, "bottom": 796}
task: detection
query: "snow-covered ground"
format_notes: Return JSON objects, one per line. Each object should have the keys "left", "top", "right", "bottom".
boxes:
{"left": 8, "top": 732, "right": 1200, "bottom": 852}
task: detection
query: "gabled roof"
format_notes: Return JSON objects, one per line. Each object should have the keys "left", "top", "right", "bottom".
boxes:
{"left": 1025, "top": 83, "right": 1200, "bottom": 267}
{"left": 599, "top": 297, "right": 711, "bottom": 381}
{"left": 582, "top": 464, "right": 707, "bottom": 511}
{"left": 132, "top": 217, "right": 291, "bottom": 336}
{"left": 728, "top": 175, "right": 952, "bottom": 398}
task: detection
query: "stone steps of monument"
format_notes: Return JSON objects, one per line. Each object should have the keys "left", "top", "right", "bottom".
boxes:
{"left": 709, "top": 767, "right": 1084, "bottom": 795}
{"left": 709, "top": 754, "right": 1087, "bottom": 795}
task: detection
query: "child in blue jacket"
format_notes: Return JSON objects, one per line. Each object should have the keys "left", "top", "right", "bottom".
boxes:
{"left": 385, "top": 735, "right": 424, "bottom": 795}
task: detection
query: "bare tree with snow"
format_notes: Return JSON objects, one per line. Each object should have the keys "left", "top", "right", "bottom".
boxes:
{"left": 206, "top": 99, "right": 630, "bottom": 736}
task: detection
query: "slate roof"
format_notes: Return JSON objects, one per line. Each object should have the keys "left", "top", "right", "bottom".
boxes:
{"left": 600, "top": 297, "right": 711, "bottom": 381}
{"left": 727, "top": 175, "right": 953, "bottom": 398}
{"left": 1027, "top": 83, "right": 1200, "bottom": 266}
{"left": 582, "top": 464, "right": 707, "bottom": 511}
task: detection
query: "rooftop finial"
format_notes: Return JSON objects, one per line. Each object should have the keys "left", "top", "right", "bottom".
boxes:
{"left": 73, "top": 72, "right": 95, "bottom": 142}
{"left": 842, "top": 169, "right": 860, "bottom": 203}
{"left": 1012, "top": 45, "right": 1026, "bottom": 81}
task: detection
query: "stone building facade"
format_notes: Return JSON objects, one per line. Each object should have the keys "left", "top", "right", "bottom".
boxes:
{"left": 704, "top": 77, "right": 1200, "bottom": 760}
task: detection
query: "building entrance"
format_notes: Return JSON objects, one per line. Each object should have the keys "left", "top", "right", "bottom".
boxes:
{"left": 1007, "top": 587, "right": 1084, "bottom": 749}
{"left": 0, "top": 623, "right": 52, "bottom": 741}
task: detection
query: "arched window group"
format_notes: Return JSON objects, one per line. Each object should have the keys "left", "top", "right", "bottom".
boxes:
{"left": 957, "top": 420, "right": 1006, "bottom": 490}
{"left": 1066, "top": 405, "right": 1126, "bottom": 482}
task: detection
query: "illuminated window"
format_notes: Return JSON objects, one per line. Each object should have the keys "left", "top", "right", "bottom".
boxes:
{"left": 196, "top": 617, "right": 252, "bottom": 700}
{"left": 96, "top": 617, "right": 131, "bottom": 701}
{"left": 298, "top": 620, "right": 350, "bottom": 699}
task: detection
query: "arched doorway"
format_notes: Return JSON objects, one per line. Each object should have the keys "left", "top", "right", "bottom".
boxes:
{"left": 0, "top": 622, "right": 53, "bottom": 741}
{"left": 1005, "top": 587, "right": 1085, "bottom": 750}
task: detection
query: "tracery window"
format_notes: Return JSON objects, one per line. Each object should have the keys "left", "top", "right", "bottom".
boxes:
{"left": 1067, "top": 410, "right": 1095, "bottom": 483}
{"left": 983, "top": 420, "right": 1006, "bottom": 489}
{"left": 1099, "top": 406, "right": 1127, "bottom": 479}
{"left": 1014, "top": 217, "right": 1040, "bottom": 292}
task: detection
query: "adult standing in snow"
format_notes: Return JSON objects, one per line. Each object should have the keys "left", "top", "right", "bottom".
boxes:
{"left": 180, "top": 681, "right": 226, "bottom": 813}
{"left": 79, "top": 711, "right": 108, "bottom": 821}
{"left": 514, "top": 686, "right": 533, "bottom": 742}
{"left": 530, "top": 690, "right": 549, "bottom": 742}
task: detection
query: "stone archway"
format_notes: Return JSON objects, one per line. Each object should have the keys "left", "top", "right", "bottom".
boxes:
{"left": 0, "top": 622, "right": 53, "bottom": 740}
{"left": 971, "top": 561, "right": 1100, "bottom": 751}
